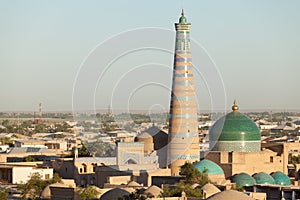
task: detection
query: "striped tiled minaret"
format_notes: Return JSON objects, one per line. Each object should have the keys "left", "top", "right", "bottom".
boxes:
{"left": 167, "top": 9, "right": 200, "bottom": 176}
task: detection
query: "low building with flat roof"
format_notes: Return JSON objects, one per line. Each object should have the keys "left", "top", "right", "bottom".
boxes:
{"left": 0, "top": 163, "right": 53, "bottom": 184}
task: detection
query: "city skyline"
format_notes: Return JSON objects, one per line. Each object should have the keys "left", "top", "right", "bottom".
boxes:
{"left": 1, "top": 1, "right": 299, "bottom": 112}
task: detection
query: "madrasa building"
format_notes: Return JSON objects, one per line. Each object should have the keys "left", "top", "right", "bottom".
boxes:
{"left": 196, "top": 100, "right": 300, "bottom": 199}
{"left": 200, "top": 100, "right": 300, "bottom": 182}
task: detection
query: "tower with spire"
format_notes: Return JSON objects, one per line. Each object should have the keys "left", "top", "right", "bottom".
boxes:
{"left": 167, "top": 10, "right": 200, "bottom": 176}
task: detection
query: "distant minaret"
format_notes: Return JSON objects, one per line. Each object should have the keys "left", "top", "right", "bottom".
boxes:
{"left": 167, "top": 10, "right": 200, "bottom": 176}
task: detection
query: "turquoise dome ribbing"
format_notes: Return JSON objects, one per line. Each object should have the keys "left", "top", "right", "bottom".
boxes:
{"left": 209, "top": 101, "right": 261, "bottom": 152}
{"left": 253, "top": 172, "right": 275, "bottom": 185}
{"left": 272, "top": 171, "right": 291, "bottom": 186}
{"left": 232, "top": 173, "right": 256, "bottom": 187}
{"left": 194, "top": 159, "right": 224, "bottom": 175}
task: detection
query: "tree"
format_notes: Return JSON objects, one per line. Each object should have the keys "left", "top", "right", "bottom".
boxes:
{"left": 0, "top": 137, "right": 12, "bottom": 145}
{"left": 34, "top": 124, "right": 46, "bottom": 133}
{"left": 289, "top": 154, "right": 300, "bottom": 164}
{"left": 180, "top": 162, "right": 201, "bottom": 183}
{"left": 54, "top": 122, "right": 72, "bottom": 133}
{"left": 17, "top": 172, "right": 62, "bottom": 200}
{"left": 1, "top": 120, "right": 9, "bottom": 127}
{"left": 0, "top": 188, "right": 8, "bottom": 200}
{"left": 180, "top": 162, "right": 210, "bottom": 185}
{"left": 85, "top": 140, "right": 115, "bottom": 157}
{"left": 77, "top": 145, "right": 92, "bottom": 157}
{"left": 18, "top": 173, "right": 46, "bottom": 200}
{"left": 161, "top": 162, "right": 211, "bottom": 198}
{"left": 77, "top": 186, "right": 100, "bottom": 200}
{"left": 119, "top": 189, "right": 146, "bottom": 200}
{"left": 161, "top": 182, "right": 203, "bottom": 198}
{"left": 51, "top": 173, "right": 62, "bottom": 184}
{"left": 68, "top": 144, "right": 93, "bottom": 158}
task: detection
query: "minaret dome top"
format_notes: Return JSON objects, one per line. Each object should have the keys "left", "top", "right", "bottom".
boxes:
{"left": 179, "top": 9, "right": 187, "bottom": 23}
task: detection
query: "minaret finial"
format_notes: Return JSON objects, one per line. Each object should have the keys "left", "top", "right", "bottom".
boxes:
{"left": 232, "top": 99, "right": 239, "bottom": 111}
{"left": 179, "top": 9, "right": 187, "bottom": 23}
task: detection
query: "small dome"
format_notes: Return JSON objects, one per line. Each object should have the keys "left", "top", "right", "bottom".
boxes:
{"left": 232, "top": 173, "right": 256, "bottom": 187}
{"left": 271, "top": 171, "right": 291, "bottom": 186}
{"left": 127, "top": 180, "right": 142, "bottom": 187}
{"left": 135, "top": 132, "right": 153, "bottom": 142}
{"left": 194, "top": 159, "right": 224, "bottom": 175}
{"left": 209, "top": 101, "right": 261, "bottom": 152}
{"left": 40, "top": 185, "right": 51, "bottom": 199}
{"left": 179, "top": 16, "right": 187, "bottom": 23}
{"left": 142, "top": 126, "right": 168, "bottom": 150}
{"left": 201, "top": 183, "right": 221, "bottom": 198}
{"left": 100, "top": 188, "right": 134, "bottom": 200}
{"left": 144, "top": 185, "right": 162, "bottom": 197}
{"left": 207, "top": 190, "right": 255, "bottom": 200}
{"left": 253, "top": 172, "right": 275, "bottom": 185}
{"left": 179, "top": 9, "right": 187, "bottom": 23}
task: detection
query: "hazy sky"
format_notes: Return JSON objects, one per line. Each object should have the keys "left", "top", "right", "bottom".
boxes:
{"left": 0, "top": 0, "right": 299, "bottom": 112}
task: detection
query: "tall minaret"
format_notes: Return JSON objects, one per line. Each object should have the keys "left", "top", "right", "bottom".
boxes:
{"left": 168, "top": 10, "right": 200, "bottom": 176}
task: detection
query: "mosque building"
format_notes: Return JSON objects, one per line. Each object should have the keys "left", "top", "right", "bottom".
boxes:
{"left": 192, "top": 100, "right": 300, "bottom": 199}
{"left": 196, "top": 100, "right": 295, "bottom": 180}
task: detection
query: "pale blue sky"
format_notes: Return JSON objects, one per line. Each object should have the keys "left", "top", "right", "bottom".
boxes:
{"left": 0, "top": 0, "right": 299, "bottom": 112}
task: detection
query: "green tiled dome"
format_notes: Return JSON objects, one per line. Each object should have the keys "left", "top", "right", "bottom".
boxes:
{"left": 209, "top": 101, "right": 261, "bottom": 152}
{"left": 194, "top": 159, "right": 224, "bottom": 175}
{"left": 179, "top": 16, "right": 187, "bottom": 23}
{"left": 271, "top": 171, "right": 291, "bottom": 186}
{"left": 210, "top": 111, "right": 260, "bottom": 141}
{"left": 232, "top": 173, "right": 256, "bottom": 187}
{"left": 253, "top": 172, "right": 275, "bottom": 185}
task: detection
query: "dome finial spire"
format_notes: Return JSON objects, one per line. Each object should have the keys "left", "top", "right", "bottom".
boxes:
{"left": 232, "top": 99, "right": 239, "bottom": 111}
{"left": 179, "top": 9, "right": 187, "bottom": 23}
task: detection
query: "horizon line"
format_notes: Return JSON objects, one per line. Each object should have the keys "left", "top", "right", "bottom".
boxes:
{"left": 1, "top": 108, "right": 300, "bottom": 114}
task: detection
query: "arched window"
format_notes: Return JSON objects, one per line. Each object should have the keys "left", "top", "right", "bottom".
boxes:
{"left": 82, "top": 164, "right": 87, "bottom": 173}
{"left": 91, "top": 163, "right": 97, "bottom": 172}
{"left": 125, "top": 159, "right": 137, "bottom": 164}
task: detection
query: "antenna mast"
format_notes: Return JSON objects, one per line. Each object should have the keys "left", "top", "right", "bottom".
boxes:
{"left": 38, "top": 102, "right": 42, "bottom": 124}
